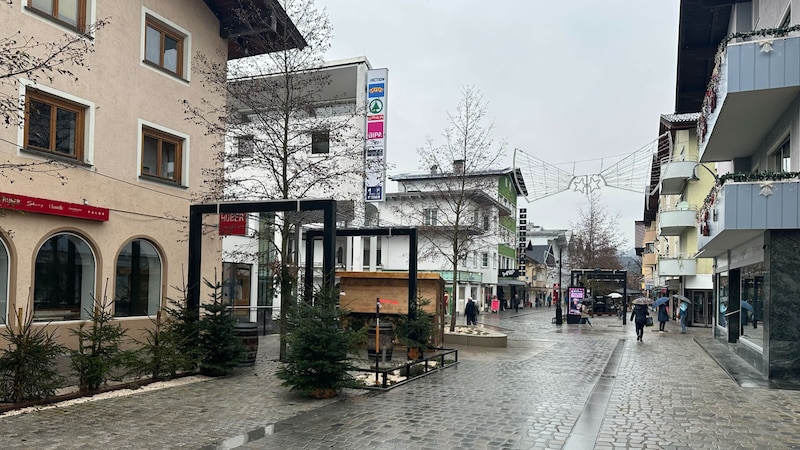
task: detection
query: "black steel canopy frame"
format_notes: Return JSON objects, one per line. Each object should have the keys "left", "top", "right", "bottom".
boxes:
{"left": 304, "top": 227, "right": 418, "bottom": 310}
{"left": 187, "top": 199, "right": 337, "bottom": 311}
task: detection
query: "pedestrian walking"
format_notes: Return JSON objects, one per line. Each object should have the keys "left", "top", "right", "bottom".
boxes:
{"left": 513, "top": 294, "right": 520, "bottom": 313}
{"left": 657, "top": 303, "right": 669, "bottom": 332}
{"left": 678, "top": 301, "right": 688, "bottom": 333}
{"left": 465, "top": 298, "right": 478, "bottom": 325}
{"left": 580, "top": 302, "right": 592, "bottom": 326}
{"left": 630, "top": 303, "right": 650, "bottom": 342}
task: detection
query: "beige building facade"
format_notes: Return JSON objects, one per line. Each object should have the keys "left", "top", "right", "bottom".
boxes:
{"left": 0, "top": 0, "right": 299, "bottom": 345}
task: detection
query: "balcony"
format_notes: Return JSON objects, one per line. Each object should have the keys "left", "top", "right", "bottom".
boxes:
{"left": 643, "top": 228, "right": 657, "bottom": 244}
{"left": 658, "top": 256, "right": 697, "bottom": 277}
{"left": 660, "top": 156, "right": 698, "bottom": 195}
{"left": 658, "top": 203, "right": 697, "bottom": 236}
{"left": 699, "top": 34, "right": 800, "bottom": 162}
{"left": 698, "top": 179, "right": 800, "bottom": 257}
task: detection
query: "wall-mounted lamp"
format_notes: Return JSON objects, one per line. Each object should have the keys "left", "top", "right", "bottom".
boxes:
{"left": 689, "top": 163, "right": 719, "bottom": 183}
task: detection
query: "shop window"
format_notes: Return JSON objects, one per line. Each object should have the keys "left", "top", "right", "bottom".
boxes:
{"left": 114, "top": 239, "right": 162, "bottom": 317}
{"left": 33, "top": 233, "right": 95, "bottom": 321}
{"left": 0, "top": 239, "right": 8, "bottom": 326}
{"left": 24, "top": 89, "right": 86, "bottom": 160}
{"left": 144, "top": 15, "right": 185, "bottom": 77}
{"left": 141, "top": 126, "right": 183, "bottom": 183}
{"left": 27, "top": 0, "right": 87, "bottom": 31}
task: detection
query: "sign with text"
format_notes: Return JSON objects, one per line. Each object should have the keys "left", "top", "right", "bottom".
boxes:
{"left": 0, "top": 192, "right": 109, "bottom": 221}
{"left": 365, "top": 68, "right": 388, "bottom": 202}
{"left": 219, "top": 212, "right": 247, "bottom": 236}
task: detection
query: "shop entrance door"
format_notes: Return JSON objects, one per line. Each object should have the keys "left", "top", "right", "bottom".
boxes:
{"left": 690, "top": 290, "right": 712, "bottom": 326}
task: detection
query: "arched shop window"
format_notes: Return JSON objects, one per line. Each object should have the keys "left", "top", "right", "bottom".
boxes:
{"left": 33, "top": 233, "right": 95, "bottom": 321}
{"left": 114, "top": 239, "right": 162, "bottom": 317}
{"left": 0, "top": 239, "right": 8, "bottom": 326}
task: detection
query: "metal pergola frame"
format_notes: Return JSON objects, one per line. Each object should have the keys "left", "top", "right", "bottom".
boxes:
{"left": 187, "top": 199, "right": 337, "bottom": 311}
{"left": 304, "top": 227, "right": 418, "bottom": 312}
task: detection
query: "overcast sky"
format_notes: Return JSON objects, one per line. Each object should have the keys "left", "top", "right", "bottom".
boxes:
{"left": 316, "top": 0, "right": 682, "bottom": 249}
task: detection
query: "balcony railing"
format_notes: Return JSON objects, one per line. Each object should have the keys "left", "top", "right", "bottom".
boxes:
{"left": 658, "top": 255, "right": 697, "bottom": 277}
{"left": 698, "top": 176, "right": 800, "bottom": 257}
{"left": 698, "top": 27, "right": 800, "bottom": 161}
{"left": 658, "top": 203, "right": 698, "bottom": 236}
{"left": 660, "top": 155, "right": 698, "bottom": 196}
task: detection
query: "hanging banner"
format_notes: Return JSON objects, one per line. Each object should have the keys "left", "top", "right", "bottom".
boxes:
{"left": 365, "top": 68, "right": 388, "bottom": 202}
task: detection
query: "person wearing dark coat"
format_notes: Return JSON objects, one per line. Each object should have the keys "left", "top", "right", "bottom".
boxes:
{"left": 630, "top": 304, "right": 650, "bottom": 342}
{"left": 657, "top": 304, "right": 669, "bottom": 332}
{"left": 465, "top": 298, "right": 478, "bottom": 325}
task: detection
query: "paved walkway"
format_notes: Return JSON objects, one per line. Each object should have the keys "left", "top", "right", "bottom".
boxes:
{"left": 2, "top": 307, "right": 800, "bottom": 449}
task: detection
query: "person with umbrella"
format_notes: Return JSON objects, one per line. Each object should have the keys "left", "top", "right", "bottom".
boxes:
{"left": 630, "top": 298, "right": 651, "bottom": 342}
{"left": 654, "top": 297, "right": 670, "bottom": 332}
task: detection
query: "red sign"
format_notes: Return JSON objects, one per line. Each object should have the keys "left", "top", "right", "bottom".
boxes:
{"left": 219, "top": 212, "right": 247, "bottom": 235}
{"left": 0, "top": 192, "right": 109, "bottom": 221}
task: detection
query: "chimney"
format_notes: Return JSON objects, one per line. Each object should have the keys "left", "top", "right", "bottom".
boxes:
{"left": 453, "top": 159, "right": 465, "bottom": 174}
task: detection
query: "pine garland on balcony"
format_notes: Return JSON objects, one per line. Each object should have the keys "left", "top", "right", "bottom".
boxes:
{"left": 698, "top": 25, "right": 800, "bottom": 146}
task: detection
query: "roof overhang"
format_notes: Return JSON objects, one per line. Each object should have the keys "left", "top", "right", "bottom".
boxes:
{"left": 675, "top": 0, "right": 744, "bottom": 113}
{"left": 203, "top": 0, "right": 307, "bottom": 60}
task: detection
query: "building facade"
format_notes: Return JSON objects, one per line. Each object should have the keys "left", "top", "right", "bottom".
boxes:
{"left": 0, "top": 0, "right": 300, "bottom": 344}
{"left": 677, "top": 0, "right": 800, "bottom": 378}
{"left": 221, "top": 57, "right": 372, "bottom": 324}
{"left": 376, "top": 165, "right": 528, "bottom": 314}
{"left": 647, "top": 113, "right": 717, "bottom": 325}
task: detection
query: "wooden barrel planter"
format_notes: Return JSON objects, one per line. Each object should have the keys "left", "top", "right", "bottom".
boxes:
{"left": 367, "top": 320, "right": 394, "bottom": 361}
{"left": 234, "top": 321, "right": 259, "bottom": 367}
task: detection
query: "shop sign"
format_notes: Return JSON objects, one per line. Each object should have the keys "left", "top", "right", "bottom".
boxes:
{"left": 0, "top": 191, "right": 109, "bottom": 221}
{"left": 219, "top": 212, "right": 247, "bottom": 236}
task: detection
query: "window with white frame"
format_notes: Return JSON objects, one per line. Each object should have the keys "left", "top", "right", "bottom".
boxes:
{"left": 481, "top": 252, "right": 489, "bottom": 268}
{"left": 141, "top": 126, "right": 183, "bottom": 183}
{"left": 27, "top": 0, "right": 88, "bottom": 31}
{"left": 144, "top": 14, "right": 185, "bottom": 77}
{"left": 24, "top": 88, "right": 87, "bottom": 161}
{"left": 423, "top": 208, "right": 438, "bottom": 226}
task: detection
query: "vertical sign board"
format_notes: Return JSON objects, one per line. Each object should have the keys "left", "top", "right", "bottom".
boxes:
{"left": 365, "top": 68, "right": 388, "bottom": 202}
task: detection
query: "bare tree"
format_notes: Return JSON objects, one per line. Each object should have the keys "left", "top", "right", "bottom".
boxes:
{"left": 185, "top": 0, "right": 363, "bottom": 360}
{"left": 569, "top": 193, "right": 625, "bottom": 295}
{"left": 395, "top": 86, "right": 507, "bottom": 333}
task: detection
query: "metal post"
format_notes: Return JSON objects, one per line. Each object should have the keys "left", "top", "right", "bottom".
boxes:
{"left": 375, "top": 298, "right": 380, "bottom": 381}
{"left": 555, "top": 253, "right": 563, "bottom": 325}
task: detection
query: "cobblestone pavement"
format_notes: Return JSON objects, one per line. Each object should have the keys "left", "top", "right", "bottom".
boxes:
{"left": 3, "top": 307, "right": 800, "bottom": 449}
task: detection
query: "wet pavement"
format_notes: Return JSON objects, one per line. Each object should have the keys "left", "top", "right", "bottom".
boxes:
{"left": 2, "top": 306, "right": 800, "bottom": 449}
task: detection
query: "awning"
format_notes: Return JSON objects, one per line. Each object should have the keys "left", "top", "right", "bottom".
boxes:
{"left": 497, "top": 279, "right": 526, "bottom": 286}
